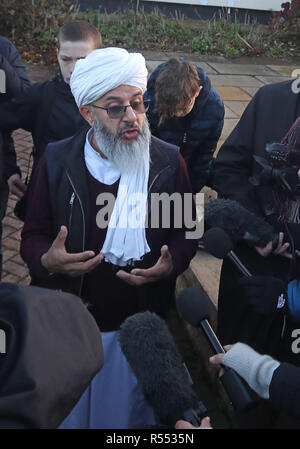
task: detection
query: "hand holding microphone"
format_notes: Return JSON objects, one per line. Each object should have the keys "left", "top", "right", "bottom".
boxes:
{"left": 204, "top": 198, "right": 292, "bottom": 258}
{"left": 176, "top": 286, "right": 258, "bottom": 412}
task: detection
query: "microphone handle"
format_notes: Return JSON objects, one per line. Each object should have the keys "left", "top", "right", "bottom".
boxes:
{"left": 200, "top": 319, "right": 257, "bottom": 412}
{"left": 227, "top": 251, "right": 252, "bottom": 277}
{"left": 220, "top": 367, "right": 258, "bottom": 412}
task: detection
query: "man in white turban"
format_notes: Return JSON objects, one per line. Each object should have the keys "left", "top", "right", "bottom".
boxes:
{"left": 20, "top": 47, "right": 198, "bottom": 429}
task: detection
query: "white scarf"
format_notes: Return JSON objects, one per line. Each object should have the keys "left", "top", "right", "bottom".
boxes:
{"left": 84, "top": 130, "right": 150, "bottom": 266}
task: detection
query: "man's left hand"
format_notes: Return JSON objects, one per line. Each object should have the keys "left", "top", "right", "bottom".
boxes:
{"left": 116, "top": 245, "right": 174, "bottom": 286}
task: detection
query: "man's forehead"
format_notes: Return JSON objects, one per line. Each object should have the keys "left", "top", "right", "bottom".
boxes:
{"left": 58, "top": 39, "right": 95, "bottom": 58}
{"left": 100, "top": 85, "right": 143, "bottom": 102}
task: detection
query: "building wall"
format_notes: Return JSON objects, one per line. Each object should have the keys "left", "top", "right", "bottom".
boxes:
{"left": 75, "top": 0, "right": 278, "bottom": 24}
{"left": 143, "top": 0, "right": 282, "bottom": 12}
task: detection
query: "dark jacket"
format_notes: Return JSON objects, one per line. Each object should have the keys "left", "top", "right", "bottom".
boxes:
{"left": 0, "top": 36, "right": 30, "bottom": 104}
{"left": 211, "top": 81, "right": 300, "bottom": 365}
{"left": 144, "top": 61, "right": 224, "bottom": 193}
{"left": 0, "top": 68, "right": 86, "bottom": 166}
{"left": 0, "top": 36, "right": 30, "bottom": 181}
{"left": 21, "top": 128, "right": 198, "bottom": 329}
{"left": 270, "top": 362, "right": 300, "bottom": 420}
{"left": 213, "top": 80, "right": 300, "bottom": 216}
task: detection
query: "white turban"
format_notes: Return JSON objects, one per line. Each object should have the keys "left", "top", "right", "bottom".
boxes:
{"left": 70, "top": 47, "right": 148, "bottom": 107}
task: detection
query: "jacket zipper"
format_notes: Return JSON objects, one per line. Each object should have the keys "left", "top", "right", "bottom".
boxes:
{"left": 68, "top": 192, "right": 75, "bottom": 232}
{"left": 147, "top": 166, "right": 170, "bottom": 195}
{"left": 146, "top": 165, "right": 170, "bottom": 248}
{"left": 66, "top": 171, "right": 86, "bottom": 297}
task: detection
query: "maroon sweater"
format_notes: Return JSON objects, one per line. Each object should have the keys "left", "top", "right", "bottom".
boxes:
{"left": 21, "top": 154, "right": 197, "bottom": 331}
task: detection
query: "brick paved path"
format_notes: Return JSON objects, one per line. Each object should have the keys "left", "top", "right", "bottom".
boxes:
{"left": 2, "top": 130, "right": 33, "bottom": 284}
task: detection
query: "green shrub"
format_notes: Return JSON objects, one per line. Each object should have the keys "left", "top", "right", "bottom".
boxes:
{"left": 0, "top": 1, "right": 298, "bottom": 64}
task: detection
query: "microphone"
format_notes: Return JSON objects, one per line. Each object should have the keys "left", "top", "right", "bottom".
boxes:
{"left": 202, "top": 227, "right": 252, "bottom": 277}
{"left": 176, "top": 286, "right": 258, "bottom": 412}
{"left": 119, "top": 311, "right": 208, "bottom": 428}
{"left": 204, "top": 198, "right": 278, "bottom": 248}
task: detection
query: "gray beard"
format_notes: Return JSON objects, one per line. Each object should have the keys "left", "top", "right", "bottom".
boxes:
{"left": 92, "top": 113, "right": 151, "bottom": 174}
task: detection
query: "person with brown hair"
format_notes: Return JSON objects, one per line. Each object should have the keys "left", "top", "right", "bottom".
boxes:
{"left": 144, "top": 58, "right": 224, "bottom": 193}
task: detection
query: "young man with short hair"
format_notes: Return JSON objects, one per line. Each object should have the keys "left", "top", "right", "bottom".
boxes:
{"left": 0, "top": 21, "right": 102, "bottom": 218}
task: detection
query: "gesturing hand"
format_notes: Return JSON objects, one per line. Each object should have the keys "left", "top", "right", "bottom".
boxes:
{"left": 116, "top": 245, "right": 174, "bottom": 286}
{"left": 41, "top": 225, "right": 103, "bottom": 277}
{"left": 7, "top": 174, "right": 27, "bottom": 199}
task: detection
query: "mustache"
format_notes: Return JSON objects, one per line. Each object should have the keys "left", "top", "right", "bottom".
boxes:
{"left": 117, "top": 124, "right": 141, "bottom": 138}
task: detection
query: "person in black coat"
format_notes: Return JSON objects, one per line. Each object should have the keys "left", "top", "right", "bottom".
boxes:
{"left": 212, "top": 81, "right": 300, "bottom": 427}
{"left": 0, "top": 36, "right": 30, "bottom": 279}
{"left": 0, "top": 21, "right": 102, "bottom": 219}
{"left": 144, "top": 58, "right": 224, "bottom": 193}
{"left": 212, "top": 81, "right": 300, "bottom": 359}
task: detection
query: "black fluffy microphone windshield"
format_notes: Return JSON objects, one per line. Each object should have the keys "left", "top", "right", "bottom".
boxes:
{"left": 202, "top": 227, "right": 252, "bottom": 277}
{"left": 119, "top": 311, "right": 207, "bottom": 427}
{"left": 202, "top": 226, "right": 233, "bottom": 259}
{"left": 205, "top": 198, "right": 277, "bottom": 247}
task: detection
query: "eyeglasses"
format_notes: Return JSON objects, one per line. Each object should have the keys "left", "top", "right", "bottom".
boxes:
{"left": 91, "top": 99, "right": 151, "bottom": 119}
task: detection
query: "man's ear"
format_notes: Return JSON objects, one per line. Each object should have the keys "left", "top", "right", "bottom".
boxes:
{"left": 79, "top": 105, "right": 94, "bottom": 127}
{"left": 195, "top": 86, "right": 203, "bottom": 97}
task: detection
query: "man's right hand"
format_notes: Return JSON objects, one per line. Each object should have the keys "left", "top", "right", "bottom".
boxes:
{"left": 41, "top": 225, "right": 103, "bottom": 277}
{"left": 7, "top": 173, "right": 27, "bottom": 199}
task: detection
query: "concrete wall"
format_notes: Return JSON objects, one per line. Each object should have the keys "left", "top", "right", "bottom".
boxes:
{"left": 75, "top": 0, "right": 274, "bottom": 24}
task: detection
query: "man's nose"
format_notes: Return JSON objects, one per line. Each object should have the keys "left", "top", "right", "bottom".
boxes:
{"left": 123, "top": 105, "right": 138, "bottom": 122}
{"left": 70, "top": 62, "right": 76, "bottom": 77}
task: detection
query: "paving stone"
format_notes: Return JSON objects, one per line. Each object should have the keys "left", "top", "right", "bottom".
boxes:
{"left": 3, "top": 237, "right": 21, "bottom": 251}
{"left": 224, "top": 105, "right": 238, "bottom": 119}
{"left": 3, "top": 260, "right": 28, "bottom": 278}
{"left": 140, "top": 51, "right": 168, "bottom": 61}
{"left": 214, "top": 139, "right": 225, "bottom": 156}
{"left": 241, "top": 86, "right": 260, "bottom": 97}
{"left": 10, "top": 230, "right": 22, "bottom": 241}
{"left": 1, "top": 273, "right": 21, "bottom": 283}
{"left": 2, "top": 226, "right": 16, "bottom": 239}
{"left": 220, "top": 118, "right": 239, "bottom": 140}
{"left": 209, "top": 63, "right": 276, "bottom": 76}
{"left": 215, "top": 86, "right": 251, "bottom": 101}
{"left": 193, "top": 62, "right": 217, "bottom": 74}
{"left": 267, "top": 65, "right": 300, "bottom": 77}
{"left": 3, "top": 249, "right": 16, "bottom": 263}
{"left": 2, "top": 215, "right": 22, "bottom": 230}
{"left": 210, "top": 74, "right": 264, "bottom": 87}
{"left": 224, "top": 101, "right": 249, "bottom": 117}
{"left": 146, "top": 60, "right": 165, "bottom": 74}
{"left": 256, "top": 75, "right": 292, "bottom": 85}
